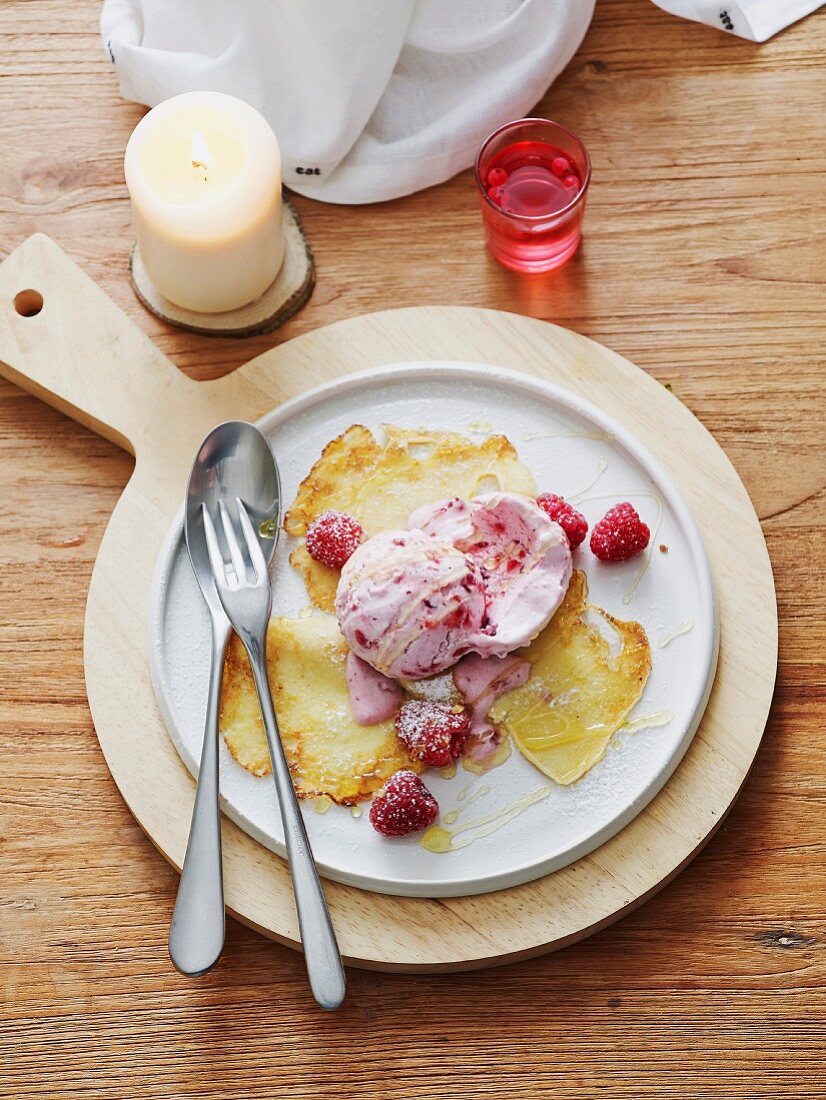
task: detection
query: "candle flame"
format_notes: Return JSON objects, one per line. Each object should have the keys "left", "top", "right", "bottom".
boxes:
{"left": 190, "top": 130, "right": 211, "bottom": 172}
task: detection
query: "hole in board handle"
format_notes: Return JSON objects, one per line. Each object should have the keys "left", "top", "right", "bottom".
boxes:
{"left": 14, "top": 289, "right": 44, "bottom": 317}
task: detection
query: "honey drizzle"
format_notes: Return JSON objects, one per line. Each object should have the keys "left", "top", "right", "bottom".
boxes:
{"left": 567, "top": 459, "right": 609, "bottom": 503}
{"left": 312, "top": 796, "right": 333, "bottom": 815}
{"left": 456, "top": 780, "right": 476, "bottom": 802}
{"left": 441, "top": 783, "right": 490, "bottom": 825}
{"left": 521, "top": 430, "right": 613, "bottom": 443}
{"left": 657, "top": 620, "right": 694, "bottom": 649}
{"left": 420, "top": 786, "right": 551, "bottom": 853}
{"left": 523, "top": 725, "right": 614, "bottom": 751}
{"left": 620, "top": 710, "right": 674, "bottom": 734}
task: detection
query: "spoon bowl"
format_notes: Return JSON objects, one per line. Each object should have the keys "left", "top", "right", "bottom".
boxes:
{"left": 185, "top": 420, "right": 282, "bottom": 607}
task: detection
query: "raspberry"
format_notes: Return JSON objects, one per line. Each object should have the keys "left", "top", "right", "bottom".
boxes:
{"left": 368, "top": 770, "right": 439, "bottom": 837}
{"left": 487, "top": 166, "right": 509, "bottom": 188}
{"left": 562, "top": 173, "right": 580, "bottom": 190}
{"left": 305, "top": 510, "right": 363, "bottom": 570}
{"left": 487, "top": 185, "right": 505, "bottom": 205}
{"left": 590, "top": 502, "right": 650, "bottom": 562}
{"left": 536, "top": 493, "right": 589, "bottom": 549}
{"left": 395, "top": 700, "right": 470, "bottom": 767}
{"left": 551, "top": 155, "right": 571, "bottom": 177}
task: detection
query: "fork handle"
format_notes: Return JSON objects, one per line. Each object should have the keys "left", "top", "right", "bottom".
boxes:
{"left": 246, "top": 636, "right": 347, "bottom": 1011}
{"left": 168, "top": 618, "right": 228, "bottom": 975}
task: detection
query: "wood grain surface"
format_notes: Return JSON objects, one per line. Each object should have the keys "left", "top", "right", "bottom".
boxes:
{"left": 0, "top": 1, "right": 823, "bottom": 1097}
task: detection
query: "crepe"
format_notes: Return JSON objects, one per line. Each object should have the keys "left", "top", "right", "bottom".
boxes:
{"left": 489, "top": 570, "right": 651, "bottom": 784}
{"left": 220, "top": 612, "right": 419, "bottom": 804}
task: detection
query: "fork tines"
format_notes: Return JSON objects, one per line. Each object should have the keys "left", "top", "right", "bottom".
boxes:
{"left": 202, "top": 498, "right": 267, "bottom": 590}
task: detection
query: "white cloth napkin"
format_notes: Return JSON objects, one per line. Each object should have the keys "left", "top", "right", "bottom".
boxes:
{"left": 101, "top": 0, "right": 595, "bottom": 205}
{"left": 649, "top": 0, "right": 823, "bottom": 41}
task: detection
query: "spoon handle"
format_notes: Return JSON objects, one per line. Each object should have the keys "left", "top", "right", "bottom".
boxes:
{"left": 246, "top": 635, "right": 346, "bottom": 1011}
{"left": 168, "top": 620, "right": 228, "bottom": 975}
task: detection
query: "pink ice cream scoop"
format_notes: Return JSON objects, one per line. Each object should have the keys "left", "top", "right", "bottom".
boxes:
{"left": 335, "top": 529, "right": 487, "bottom": 679}
{"left": 409, "top": 492, "right": 573, "bottom": 658}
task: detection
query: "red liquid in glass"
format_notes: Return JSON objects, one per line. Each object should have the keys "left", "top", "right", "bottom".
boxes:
{"left": 480, "top": 140, "right": 586, "bottom": 273}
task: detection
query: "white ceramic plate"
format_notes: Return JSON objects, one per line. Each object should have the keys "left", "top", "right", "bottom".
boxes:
{"left": 149, "top": 363, "right": 718, "bottom": 897}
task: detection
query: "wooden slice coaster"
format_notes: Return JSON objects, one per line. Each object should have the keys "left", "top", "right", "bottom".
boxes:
{"left": 129, "top": 199, "right": 314, "bottom": 338}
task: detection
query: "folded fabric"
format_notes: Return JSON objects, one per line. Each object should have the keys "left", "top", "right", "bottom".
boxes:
{"left": 101, "top": 0, "right": 595, "bottom": 205}
{"left": 649, "top": 0, "right": 823, "bottom": 42}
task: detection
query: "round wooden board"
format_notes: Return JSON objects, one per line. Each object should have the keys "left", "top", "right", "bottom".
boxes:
{"left": 0, "top": 235, "right": 776, "bottom": 971}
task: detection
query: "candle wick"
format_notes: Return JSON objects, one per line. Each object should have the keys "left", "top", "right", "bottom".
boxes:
{"left": 190, "top": 130, "right": 211, "bottom": 179}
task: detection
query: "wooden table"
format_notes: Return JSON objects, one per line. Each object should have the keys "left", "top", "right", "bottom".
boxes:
{"left": 1, "top": 1, "right": 823, "bottom": 1095}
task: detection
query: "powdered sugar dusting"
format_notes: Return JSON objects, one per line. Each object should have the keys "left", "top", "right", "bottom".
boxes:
{"left": 306, "top": 509, "right": 364, "bottom": 569}
{"left": 396, "top": 700, "right": 469, "bottom": 766}
{"left": 399, "top": 671, "right": 460, "bottom": 704}
{"left": 369, "top": 769, "right": 439, "bottom": 836}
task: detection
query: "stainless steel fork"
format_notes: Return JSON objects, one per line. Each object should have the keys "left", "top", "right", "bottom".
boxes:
{"left": 202, "top": 496, "right": 346, "bottom": 1011}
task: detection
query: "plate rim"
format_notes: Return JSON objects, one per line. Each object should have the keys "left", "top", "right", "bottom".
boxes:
{"left": 148, "top": 359, "right": 719, "bottom": 897}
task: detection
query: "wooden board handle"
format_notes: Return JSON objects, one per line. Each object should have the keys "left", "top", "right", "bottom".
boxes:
{"left": 0, "top": 234, "right": 197, "bottom": 456}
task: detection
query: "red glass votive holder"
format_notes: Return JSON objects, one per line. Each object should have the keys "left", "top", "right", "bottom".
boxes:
{"left": 475, "top": 118, "right": 591, "bottom": 274}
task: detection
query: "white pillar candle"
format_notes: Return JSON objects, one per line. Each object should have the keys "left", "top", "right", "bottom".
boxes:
{"left": 125, "top": 91, "right": 284, "bottom": 313}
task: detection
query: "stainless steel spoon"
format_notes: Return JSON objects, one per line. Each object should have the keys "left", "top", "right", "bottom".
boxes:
{"left": 194, "top": 421, "right": 346, "bottom": 1011}
{"left": 168, "top": 421, "right": 279, "bottom": 977}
